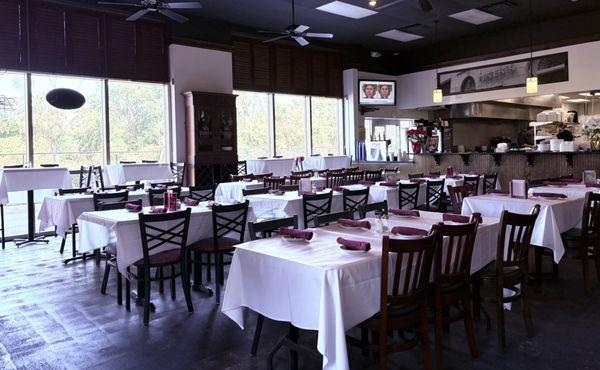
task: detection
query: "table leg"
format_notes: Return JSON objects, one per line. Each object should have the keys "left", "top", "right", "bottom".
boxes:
{"left": 14, "top": 190, "right": 49, "bottom": 247}
{"left": 131, "top": 267, "right": 155, "bottom": 312}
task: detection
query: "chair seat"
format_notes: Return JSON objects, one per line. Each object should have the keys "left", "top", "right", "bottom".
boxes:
{"left": 360, "top": 300, "right": 421, "bottom": 329}
{"left": 478, "top": 262, "right": 524, "bottom": 283}
{"left": 133, "top": 249, "right": 181, "bottom": 267}
{"left": 188, "top": 237, "right": 238, "bottom": 253}
{"left": 440, "top": 280, "right": 469, "bottom": 294}
{"left": 562, "top": 228, "right": 597, "bottom": 241}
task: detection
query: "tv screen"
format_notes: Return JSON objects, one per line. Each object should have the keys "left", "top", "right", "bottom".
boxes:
{"left": 359, "top": 80, "right": 396, "bottom": 106}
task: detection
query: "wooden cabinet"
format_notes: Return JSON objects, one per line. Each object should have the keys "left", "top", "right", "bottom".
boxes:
{"left": 183, "top": 92, "right": 238, "bottom": 186}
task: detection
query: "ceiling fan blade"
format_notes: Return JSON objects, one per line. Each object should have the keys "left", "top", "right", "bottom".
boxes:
{"left": 305, "top": 32, "right": 333, "bottom": 39}
{"left": 258, "top": 30, "right": 284, "bottom": 35}
{"left": 375, "top": 0, "right": 406, "bottom": 10}
{"left": 418, "top": 0, "right": 433, "bottom": 12}
{"left": 262, "top": 35, "right": 289, "bottom": 43}
{"left": 98, "top": 1, "right": 144, "bottom": 7}
{"left": 126, "top": 8, "right": 151, "bottom": 21}
{"left": 292, "top": 36, "right": 309, "bottom": 46}
{"left": 158, "top": 8, "right": 189, "bottom": 22}
{"left": 163, "top": 2, "right": 202, "bottom": 9}
{"left": 294, "top": 25, "right": 309, "bottom": 33}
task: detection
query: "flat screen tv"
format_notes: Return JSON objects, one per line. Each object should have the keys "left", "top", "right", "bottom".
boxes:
{"left": 358, "top": 79, "right": 396, "bottom": 106}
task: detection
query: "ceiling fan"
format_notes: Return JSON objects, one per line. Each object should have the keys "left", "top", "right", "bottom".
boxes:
{"left": 97, "top": 0, "right": 202, "bottom": 23}
{"left": 259, "top": 0, "right": 333, "bottom": 46}
{"left": 374, "top": 0, "right": 433, "bottom": 12}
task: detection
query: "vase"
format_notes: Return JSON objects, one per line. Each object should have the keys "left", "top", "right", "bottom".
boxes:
{"left": 411, "top": 141, "right": 422, "bottom": 154}
{"left": 591, "top": 136, "right": 600, "bottom": 151}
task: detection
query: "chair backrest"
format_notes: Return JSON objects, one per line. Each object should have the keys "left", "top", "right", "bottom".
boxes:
{"left": 231, "top": 173, "right": 255, "bottom": 182}
{"left": 170, "top": 162, "right": 186, "bottom": 186}
{"left": 120, "top": 161, "right": 136, "bottom": 164}
{"left": 291, "top": 170, "right": 313, "bottom": 177}
{"left": 237, "top": 160, "right": 247, "bottom": 175}
{"left": 365, "top": 170, "right": 383, "bottom": 182}
{"left": 326, "top": 173, "right": 345, "bottom": 188}
{"left": 496, "top": 205, "right": 540, "bottom": 273}
{"left": 342, "top": 187, "right": 369, "bottom": 214}
{"left": 58, "top": 187, "right": 88, "bottom": 195}
{"left": 255, "top": 173, "right": 273, "bottom": 181}
{"left": 3, "top": 164, "right": 23, "bottom": 168}
{"left": 93, "top": 191, "right": 129, "bottom": 211}
{"left": 447, "top": 184, "right": 475, "bottom": 214}
{"left": 248, "top": 216, "right": 298, "bottom": 240}
{"left": 425, "top": 179, "right": 445, "bottom": 211}
{"left": 432, "top": 220, "right": 479, "bottom": 287}
{"left": 99, "top": 198, "right": 142, "bottom": 211}
{"left": 79, "top": 165, "right": 92, "bottom": 188}
{"left": 483, "top": 173, "right": 498, "bottom": 194}
{"left": 242, "top": 187, "right": 269, "bottom": 196}
{"left": 399, "top": 183, "right": 421, "bottom": 210}
{"left": 408, "top": 173, "right": 424, "bottom": 179}
{"left": 280, "top": 184, "right": 299, "bottom": 192}
{"left": 151, "top": 181, "right": 176, "bottom": 188}
{"left": 138, "top": 208, "right": 191, "bottom": 268}
{"left": 582, "top": 192, "right": 600, "bottom": 237}
{"left": 188, "top": 185, "right": 215, "bottom": 201}
{"left": 463, "top": 175, "right": 480, "bottom": 196}
{"left": 211, "top": 201, "right": 249, "bottom": 245}
{"left": 344, "top": 171, "right": 364, "bottom": 184}
{"left": 263, "top": 177, "right": 286, "bottom": 190}
{"left": 317, "top": 169, "right": 329, "bottom": 177}
{"left": 92, "top": 166, "right": 106, "bottom": 190}
{"left": 40, "top": 163, "right": 59, "bottom": 167}
{"left": 315, "top": 210, "right": 354, "bottom": 227}
{"left": 345, "top": 166, "right": 360, "bottom": 173}
{"left": 329, "top": 168, "right": 346, "bottom": 175}
{"left": 428, "top": 171, "right": 441, "bottom": 176}
{"left": 148, "top": 187, "right": 181, "bottom": 207}
{"left": 379, "top": 233, "right": 437, "bottom": 325}
{"left": 384, "top": 168, "right": 398, "bottom": 174}
{"left": 115, "top": 183, "right": 144, "bottom": 191}
{"left": 358, "top": 200, "right": 388, "bottom": 219}
{"left": 302, "top": 191, "right": 333, "bottom": 228}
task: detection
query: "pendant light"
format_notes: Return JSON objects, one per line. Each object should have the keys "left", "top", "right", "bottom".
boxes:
{"left": 432, "top": 20, "right": 443, "bottom": 104}
{"left": 526, "top": 0, "right": 538, "bottom": 94}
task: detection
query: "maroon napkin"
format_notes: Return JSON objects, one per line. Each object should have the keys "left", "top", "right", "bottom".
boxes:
{"left": 532, "top": 192, "right": 567, "bottom": 198}
{"left": 427, "top": 173, "right": 440, "bottom": 178}
{"left": 560, "top": 178, "right": 581, "bottom": 183}
{"left": 586, "top": 183, "right": 600, "bottom": 188}
{"left": 242, "top": 178, "right": 253, "bottom": 182}
{"left": 125, "top": 203, "right": 142, "bottom": 212}
{"left": 443, "top": 214, "right": 471, "bottom": 223}
{"left": 338, "top": 218, "right": 371, "bottom": 229}
{"left": 389, "top": 209, "right": 420, "bottom": 217}
{"left": 543, "top": 181, "right": 567, "bottom": 187}
{"left": 447, "top": 175, "right": 463, "bottom": 180}
{"left": 183, "top": 197, "right": 200, "bottom": 206}
{"left": 336, "top": 237, "right": 371, "bottom": 251}
{"left": 379, "top": 182, "right": 397, "bottom": 187}
{"left": 409, "top": 178, "right": 425, "bottom": 183}
{"left": 332, "top": 186, "right": 345, "bottom": 192}
{"left": 268, "top": 189, "right": 285, "bottom": 196}
{"left": 280, "top": 227, "right": 313, "bottom": 240}
{"left": 358, "top": 180, "right": 373, "bottom": 186}
{"left": 156, "top": 184, "right": 167, "bottom": 189}
{"left": 126, "top": 185, "right": 137, "bottom": 191}
{"left": 148, "top": 206, "right": 167, "bottom": 214}
{"left": 315, "top": 185, "right": 325, "bottom": 191}
{"left": 206, "top": 200, "right": 221, "bottom": 208}
{"left": 390, "top": 226, "right": 429, "bottom": 236}
{"left": 300, "top": 191, "right": 316, "bottom": 196}
{"left": 488, "top": 189, "right": 509, "bottom": 194}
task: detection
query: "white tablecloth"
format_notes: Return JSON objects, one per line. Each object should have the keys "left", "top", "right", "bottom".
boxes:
{"left": 103, "top": 163, "right": 173, "bottom": 186}
{"left": 215, "top": 181, "right": 265, "bottom": 203}
{"left": 246, "top": 158, "right": 295, "bottom": 177}
{"left": 302, "top": 156, "right": 351, "bottom": 171}
{"left": 0, "top": 167, "right": 72, "bottom": 204}
{"left": 222, "top": 211, "right": 500, "bottom": 370}
{"left": 37, "top": 188, "right": 190, "bottom": 237}
{"left": 527, "top": 184, "right": 596, "bottom": 198}
{"left": 78, "top": 203, "right": 255, "bottom": 275}
{"left": 462, "top": 194, "right": 585, "bottom": 263}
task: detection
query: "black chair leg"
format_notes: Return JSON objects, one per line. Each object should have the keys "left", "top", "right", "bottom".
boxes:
{"left": 171, "top": 265, "right": 176, "bottom": 301}
{"left": 101, "top": 260, "right": 111, "bottom": 294}
{"left": 158, "top": 267, "right": 164, "bottom": 294}
{"left": 215, "top": 253, "right": 221, "bottom": 304}
{"left": 251, "top": 314, "right": 264, "bottom": 356}
{"left": 117, "top": 270, "right": 122, "bottom": 306}
{"left": 59, "top": 236, "right": 66, "bottom": 254}
{"left": 181, "top": 259, "right": 194, "bottom": 312}
{"left": 193, "top": 251, "right": 202, "bottom": 289}
{"left": 125, "top": 269, "right": 131, "bottom": 311}
{"left": 143, "top": 267, "right": 151, "bottom": 326}
{"left": 0, "top": 203, "right": 4, "bottom": 250}
{"left": 206, "top": 253, "right": 212, "bottom": 283}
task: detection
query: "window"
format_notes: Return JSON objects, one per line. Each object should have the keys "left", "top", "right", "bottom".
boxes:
{"left": 108, "top": 80, "right": 168, "bottom": 163}
{"left": 235, "top": 91, "right": 270, "bottom": 160}
{"left": 0, "top": 71, "right": 27, "bottom": 166}
{"left": 311, "top": 96, "right": 340, "bottom": 156}
{"left": 274, "top": 94, "right": 307, "bottom": 157}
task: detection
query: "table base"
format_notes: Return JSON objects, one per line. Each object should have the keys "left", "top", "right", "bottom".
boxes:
{"left": 14, "top": 235, "right": 49, "bottom": 247}
{"left": 192, "top": 283, "right": 214, "bottom": 297}
{"left": 267, "top": 325, "right": 322, "bottom": 370}
{"left": 16, "top": 190, "right": 47, "bottom": 247}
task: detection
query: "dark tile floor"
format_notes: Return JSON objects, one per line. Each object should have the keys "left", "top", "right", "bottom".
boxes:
{"left": 1, "top": 239, "right": 600, "bottom": 370}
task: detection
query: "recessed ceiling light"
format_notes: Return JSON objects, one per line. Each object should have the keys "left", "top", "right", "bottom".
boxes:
{"left": 559, "top": 95, "right": 570, "bottom": 99}
{"left": 376, "top": 29, "right": 423, "bottom": 42}
{"left": 579, "top": 92, "right": 593, "bottom": 97}
{"left": 449, "top": 9, "right": 502, "bottom": 25}
{"left": 566, "top": 98, "right": 590, "bottom": 103}
{"left": 316, "top": 1, "right": 378, "bottom": 19}
{"left": 579, "top": 92, "right": 600, "bottom": 97}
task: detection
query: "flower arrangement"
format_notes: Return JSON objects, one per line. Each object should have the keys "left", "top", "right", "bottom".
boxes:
{"left": 406, "top": 127, "right": 426, "bottom": 143}
{"left": 582, "top": 118, "right": 600, "bottom": 151}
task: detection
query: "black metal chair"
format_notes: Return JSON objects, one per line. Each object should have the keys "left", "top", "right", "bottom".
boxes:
{"left": 57, "top": 187, "right": 90, "bottom": 262}
{"left": 242, "top": 187, "right": 269, "bottom": 196}
{"left": 170, "top": 162, "right": 186, "bottom": 186}
{"left": 40, "top": 163, "right": 59, "bottom": 167}
{"left": 93, "top": 191, "right": 129, "bottom": 211}
{"left": 148, "top": 187, "right": 181, "bottom": 207}
{"left": 326, "top": 173, "right": 345, "bottom": 188}
{"left": 463, "top": 175, "right": 480, "bottom": 196}
{"left": 314, "top": 210, "right": 353, "bottom": 227}
{"left": 79, "top": 165, "right": 93, "bottom": 188}
{"left": 399, "top": 183, "right": 421, "bottom": 210}
{"left": 264, "top": 177, "right": 286, "bottom": 190}
{"left": 417, "top": 179, "right": 445, "bottom": 212}
{"left": 119, "top": 160, "right": 136, "bottom": 164}
{"left": 342, "top": 187, "right": 369, "bottom": 215}
{"left": 3, "top": 164, "right": 23, "bottom": 168}
{"left": 115, "top": 183, "right": 144, "bottom": 191}
{"left": 188, "top": 185, "right": 216, "bottom": 201}
{"left": 237, "top": 160, "right": 247, "bottom": 175}
{"left": 358, "top": 200, "right": 388, "bottom": 219}
{"left": 409, "top": 173, "right": 424, "bottom": 179}
{"left": 232, "top": 173, "right": 255, "bottom": 182}
{"left": 92, "top": 165, "right": 111, "bottom": 191}
{"left": 187, "top": 201, "right": 250, "bottom": 304}
{"left": 302, "top": 191, "right": 333, "bottom": 228}
{"left": 344, "top": 171, "right": 364, "bottom": 185}
{"left": 280, "top": 184, "right": 299, "bottom": 192}
{"left": 142, "top": 160, "right": 158, "bottom": 163}
{"left": 483, "top": 174, "right": 498, "bottom": 194}
{"left": 125, "top": 208, "right": 193, "bottom": 325}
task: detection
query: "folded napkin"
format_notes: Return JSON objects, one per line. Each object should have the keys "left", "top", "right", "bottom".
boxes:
{"left": 280, "top": 227, "right": 313, "bottom": 240}
{"left": 443, "top": 213, "right": 471, "bottom": 223}
{"left": 338, "top": 218, "right": 371, "bottom": 229}
{"left": 389, "top": 209, "right": 420, "bottom": 217}
{"left": 126, "top": 185, "right": 137, "bottom": 191}
{"left": 427, "top": 173, "right": 440, "bottom": 178}
{"left": 183, "top": 197, "right": 200, "bottom": 206}
{"left": 332, "top": 186, "right": 345, "bottom": 192}
{"left": 336, "top": 237, "right": 371, "bottom": 251}
{"left": 156, "top": 184, "right": 167, "bottom": 189}
{"left": 532, "top": 192, "right": 567, "bottom": 198}
{"left": 125, "top": 203, "right": 142, "bottom": 212}
{"left": 488, "top": 189, "right": 509, "bottom": 194}
{"left": 206, "top": 200, "right": 221, "bottom": 208}
{"left": 299, "top": 191, "right": 316, "bottom": 196}
{"left": 315, "top": 185, "right": 325, "bottom": 191}
{"left": 390, "top": 226, "right": 429, "bottom": 236}
{"left": 379, "top": 182, "right": 397, "bottom": 187}
{"left": 242, "top": 178, "right": 254, "bottom": 182}
{"left": 148, "top": 206, "right": 167, "bottom": 214}
{"left": 543, "top": 181, "right": 567, "bottom": 187}
{"left": 409, "top": 178, "right": 425, "bottom": 183}
{"left": 447, "top": 176, "right": 463, "bottom": 180}
{"left": 268, "top": 189, "right": 285, "bottom": 196}
{"left": 585, "top": 183, "right": 600, "bottom": 188}
{"left": 358, "top": 180, "right": 373, "bottom": 186}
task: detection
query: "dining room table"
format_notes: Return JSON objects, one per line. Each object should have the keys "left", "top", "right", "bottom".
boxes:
{"left": 103, "top": 163, "right": 174, "bottom": 186}
{"left": 302, "top": 155, "right": 351, "bottom": 171}
{"left": 222, "top": 211, "right": 500, "bottom": 370}
{"left": 527, "top": 183, "right": 598, "bottom": 198}
{"left": 246, "top": 157, "right": 296, "bottom": 177}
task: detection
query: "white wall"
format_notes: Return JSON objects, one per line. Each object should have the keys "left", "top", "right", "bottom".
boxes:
{"left": 169, "top": 44, "right": 233, "bottom": 162}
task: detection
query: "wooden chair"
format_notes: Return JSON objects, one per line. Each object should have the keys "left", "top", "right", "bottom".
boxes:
{"left": 317, "top": 169, "right": 329, "bottom": 177}
{"left": 358, "top": 200, "right": 388, "bottom": 219}
{"left": 125, "top": 208, "right": 193, "bottom": 325}
{"left": 237, "top": 160, "right": 247, "bottom": 175}
{"left": 365, "top": 170, "right": 383, "bottom": 182}
{"left": 142, "top": 160, "right": 158, "bottom": 163}
{"left": 231, "top": 173, "right": 255, "bottom": 182}
{"left": 115, "top": 183, "right": 144, "bottom": 191}
{"left": 148, "top": 187, "right": 181, "bottom": 207}
{"left": 463, "top": 175, "right": 480, "bottom": 196}
{"left": 242, "top": 187, "right": 269, "bottom": 196}
{"left": 326, "top": 173, "right": 345, "bottom": 188}
{"left": 188, "top": 185, "right": 216, "bottom": 201}
{"left": 119, "top": 160, "right": 136, "bottom": 164}
{"left": 329, "top": 168, "right": 346, "bottom": 175}
{"left": 291, "top": 170, "right": 313, "bottom": 177}
{"left": 561, "top": 192, "right": 600, "bottom": 296}
{"left": 247, "top": 216, "right": 299, "bottom": 356}
{"left": 349, "top": 233, "right": 436, "bottom": 370}
{"left": 483, "top": 174, "right": 498, "bottom": 194}
{"left": 417, "top": 179, "right": 445, "bottom": 212}
{"left": 289, "top": 175, "right": 309, "bottom": 185}
{"left": 345, "top": 166, "right": 360, "bottom": 173}
{"left": 255, "top": 173, "right": 273, "bottom": 181}
{"left": 344, "top": 171, "right": 364, "bottom": 185}
{"left": 280, "top": 184, "right": 299, "bottom": 192}
{"left": 92, "top": 165, "right": 111, "bottom": 191}
{"left": 342, "top": 187, "right": 369, "bottom": 215}
{"left": 264, "top": 177, "right": 286, "bottom": 190}
{"left": 79, "top": 165, "right": 93, "bottom": 188}
{"left": 315, "top": 210, "right": 353, "bottom": 227}
{"left": 384, "top": 168, "right": 398, "bottom": 174}
{"left": 93, "top": 191, "right": 129, "bottom": 211}
{"left": 447, "top": 184, "right": 475, "bottom": 214}
{"left": 431, "top": 220, "right": 480, "bottom": 369}
{"left": 58, "top": 187, "right": 90, "bottom": 260}
{"left": 473, "top": 205, "right": 540, "bottom": 349}
{"left": 170, "top": 162, "right": 186, "bottom": 186}
{"left": 302, "top": 191, "right": 333, "bottom": 228}
{"left": 187, "top": 201, "right": 249, "bottom": 304}
{"left": 409, "top": 173, "right": 424, "bottom": 179}
{"left": 399, "top": 183, "right": 421, "bottom": 210}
